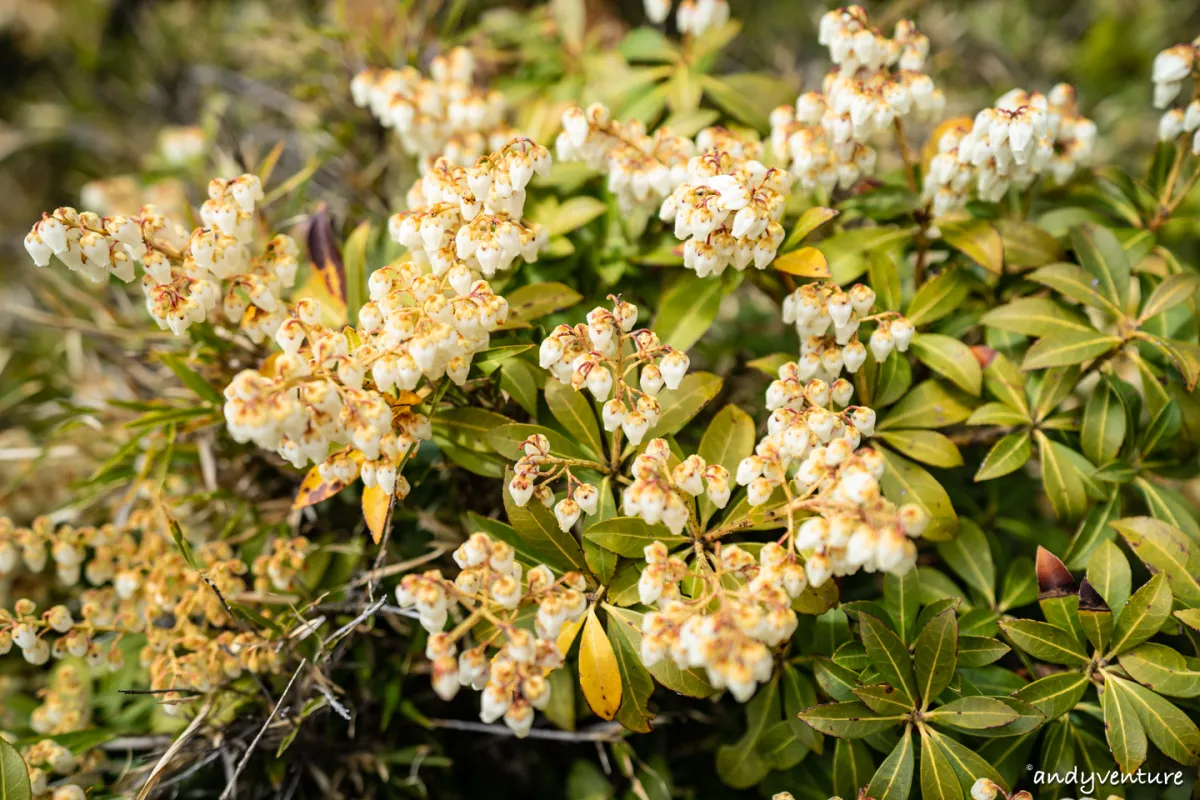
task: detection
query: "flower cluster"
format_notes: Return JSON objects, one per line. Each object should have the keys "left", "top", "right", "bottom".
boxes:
{"left": 770, "top": 7, "right": 944, "bottom": 193}
{"left": 1153, "top": 37, "right": 1200, "bottom": 153}
{"left": 736, "top": 354, "right": 926, "bottom": 585}
{"left": 624, "top": 439, "right": 731, "bottom": 535}
{"left": 507, "top": 433, "right": 603, "bottom": 531}
{"left": 393, "top": 138, "right": 550, "bottom": 277}
{"left": 537, "top": 297, "right": 689, "bottom": 445}
{"left": 393, "top": 531, "right": 588, "bottom": 737}
{"left": 923, "top": 85, "right": 1097, "bottom": 215}
{"left": 351, "top": 47, "right": 513, "bottom": 170}
{"left": 637, "top": 541, "right": 801, "bottom": 702}
{"left": 24, "top": 174, "right": 300, "bottom": 339}
{"left": 642, "top": 0, "right": 730, "bottom": 36}
{"left": 781, "top": 281, "right": 914, "bottom": 381}
{"left": 556, "top": 103, "right": 695, "bottom": 214}
{"left": 659, "top": 141, "right": 793, "bottom": 276}
{"left": 0, "top": 514, "right": 292, "bottom": 714}
{"left": 21, "top": 734, "right": 96, "bottom": 799}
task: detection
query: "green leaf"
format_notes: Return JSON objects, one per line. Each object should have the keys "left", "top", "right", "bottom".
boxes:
{"left": 1134, "top": 478, "right": 1200, "bottom": 547}
{"left": 817, "top": 225, "right": 916, "bottom": 284}
{"left": 545, "top": 379, "right": 605, "bottom": 460}
{"left": 957, "top": 636, "right": 1009, "bottom": 667}
{"left": 1035, "top": 432, "right": 1090, "bottom": 520}
{"left": 878, "top": 381, "right": 974, "bottom": 431}
{"left": 653, "top": 271, "right": 732, "bottom": 351}
{"left": 940, "top": 218, "right": 1003, "bottom": 275}
{"left": 867, "top": 725, "right": 914, "bottom": 800}
{"left": 697, "top": 404, "right": 756, "bottom": 525}
{"left": 1071, "top": 223, "right": 1131, "bottom": 312}
{"left": 868, "top": 249, "right": 903, "bottom": 312}
{"left": 1119, "top": 677, "right": 1200, "bottom": 766}
{"left": 982, "top": 352, "right": 1028, "bottom": 415}
{"left": 1064, "top": 492, "right": 1121, "bottom": 570}
{"left": 606, "top": 613, "right": 655, "bottom": 734}
{"left": 833, "top": 738, "right": 874, "bottom": 799}
{"left": 905, "top": 269, "right": 969, "bottom": 327}
{"left": 533, "top": 195, "right": 608, "bottom": 237}
{"left": 644, "top": 372, "right": 723, "bottom": 440}
{"left": 432, "top": 407, "right": 515, "bottom": 478}
{"left": 926, "top": 697, "right": 1019, "bottom": 730}
{"left": 1139, "top": 271, "right": 1200, "bottom": 323}
{"left": 1107, "top": 573, "right": 1172, "bottom": 657}
{"left": 910, "top": 334, "right": 982, "bottom": 395}
{"left": 974, "top": 431, "right": 1032, "bottom": 482}
{"left": 884, "top": 568, "right": 921, "bottom": 644}
{"left": 859, "top": 613, "right": 919, "bottom": 705}
{"left": 928, "top": 727, "right": 1009, "bottom": 795}
{"left": 1102, "top": 672, "right": 1148, "bottom": 774}
{"left": 998, "top": 619, "right": 1089, "bottom": 666}
{"left": 503, "top": 281, "right": 583, "bottom": 325}
{"left": 500, "top": 358, "right": 542, "bottom": 416}
{"left": 1012, "top": 672, "right": 1088, "bottom": 721}
{"left": 700, "top": 73, "right": 769, "bottom": 130}
{"left": 965, "top": 402, "right": 1031, "bottom": 426}
{"left": 618, "top": 26, "right": 679, "bottom": 62}
{"left": 159, "top": 353, "right": 224, "bottom": 404}
{"left": 994, "top": 218, "right": 1063, "bottom": 269}
{"left": 0, "top": 737, "right": 32, "bottom": 800}
{"left": 487, "top": 423, "right": 592, "bottom": 462}
{"left": 1028, "top": 262, "right": 1123, "bottom": 316}
{"left": 715, "top": 676, "right": 778, "bottom": 788}
{"left": 918, "top": 725, "right": 963, "bottom": 800}
{"left": 1111, "top": 516, "right": 1200, "bottom": 608}
{"left": 1119, "top": 643, "right": 1200, "bottom": 698}
{"left": 935, "top": 520, "right": 995, "bottom": 606}
{"left": 980, "top": 297, "right": 1093, "bottom": 337}
{"left": 878, "top": 448, "right": 958, "bottom": 541}
{"left": 583, "top": 516, "right": 688, "bottom": 557}
{"left": 1081, "top": 380, "right": 1127, "bottom": 465}
{"left": 914, "top": 609, "right": 958, "bottom": 710}
{"left": 798, "top": 702, "right": 906, "bottom": 739}
{"left": 1078, "top": 579, "right": 1114, "bottom": 653}
{"left": 783, "top": 206, "right": 840, "bottom": 250}
{"left": 876, "top": 430, "right": 962, "bottom": 468}
{"left": 855, "top": 684, "right": 917, "bottom": 716}
{"left": 503, "top": 470, "right": 588, "bottom": 574}
{"left": 1086, "top": 539, "right": 1131, "bottom": 617}
{"left": 1022, "top": 330, "right": 1121, "bottom": 370}
{"left": 1139, "top": 399, "right": 1181, "bottom": 457}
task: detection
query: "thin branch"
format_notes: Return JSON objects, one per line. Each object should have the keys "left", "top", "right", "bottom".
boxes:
{"left": 427, "top": 719, "right": 626, "bottom": 742}
{"left": 218, "top": 659, "right": 308, "bottom": 800}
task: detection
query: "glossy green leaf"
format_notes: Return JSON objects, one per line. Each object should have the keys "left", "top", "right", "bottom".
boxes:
{"left": 1012, "top": 672, "right": 1089, "bottom": 721}
{"left": 653, "top": 270, "right": 732, "bottom": 351}
{"left": 503, "top": 470, "right": 588, "bottom": 574}
{"left": 1086, "top": 539, "right": 1131, "bottom": 617}
{"left": 926, "top": 697, "right": 1019, "bottom": 730}
{"left": 866, "top": 725, "right": 914, "bottom": 800}
{"left": 905, "top": 268, "right": 969, "bottom": 327}
{"left": 974, "top": 431, "right": 1032, "bottom": 482}
{"left": 910, "top": 334, "right": 983, "bottom": 395}
{"left": 878, "top": 380, "right": 975, "bottom": 430}
{"left": 913, "top": 609, "right": 957, "bottom": 709}
{"left": 1110, "top": 516, "right": 1200, "bottom": 607}
{"left": 1139, "top": 271, "right": 1200, "bottom": 323}
{"left": 859, "top": 613, "right": 919, "bottom": 705}
{"left": 998, "top": 619, "right": 1089, "bottom": 666}
{"left": 878, "top": 448, "right": 958, "bottom": 541}
{"left": 1022, "top": 330, "right": 1121, "bottom": 370}
{"left": 1120, "top": 678, "right": 1200, "bottom": 766}
{"left": 935, "top": 520, "right": 995, "bottom": 606}
{"left": 981, "top": 298, "right": 1092, "bottom": 337}
{"left": 940, "top": 218, "right": 1003, "bottom": 275}
{"left": 1107, "top": 573, "right": 1172, "bottom": 657}
{"left": 918, "top": 725, "right": 963, "bottom": 800}
{"left": 606, "top": 611, "right": 655, "bottom": 733}
{"left": 1081, "top": 380, "right": 1126, "bottom": 466}
{"left": 1071, "top": 223, "right": 1131, "bottom": 312}
{"left": 644, "top": 371, "right": 723, "bottom": 440}
{"left": 1036, "top": 432, "right": 1090, "bottom": 520}
{"left": 545, "top": 379, "right": 605, "bottom": 460}
{"left": 697, "top": 404, "right": 756, "bottom": 525}
{"left": 1101, "top": 671, "right": 1148, "bottom": 774}
{"left": 798, "top": 701, "right": 907, "bottom": 739}
{"left": 1119, "top": 643, "right": 1200, "bottom": 698}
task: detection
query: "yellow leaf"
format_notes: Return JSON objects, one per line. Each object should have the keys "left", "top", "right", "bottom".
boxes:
{"left": 773, "top": 246, "right": 831, "bottom": 278}
{"left": 578, "top": 608, "right": 622, "bottom": 721}
{"left": 556, "top": 610, "right": 587, "bottom": 655}
{"left": 292, "top": 452, "right": 362, "bottom": 510}
{"left": 362, "top": 484, "right": 394, "bottom": 545}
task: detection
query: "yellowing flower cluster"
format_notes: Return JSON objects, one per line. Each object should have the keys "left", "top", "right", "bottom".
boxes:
{"left": 556, "top": 103, "right": 694, "bottom": 214}
{"left": 536, "top": 297, "right": 688, "bottom": 446}
{"left": 1153, "top": 36, "right": 1200, "bottom": 154}
{"left": 638, "top": 541, "right": 800, "bottom": 702}
{"left": 659, "top": 137, "right": 793, "bottom": 277}
{"left": 351, "top": 47, "right": 513, "bottom": 170}
{"left": 770, "top": 7, "right": 943, "bottom": 193}
{"left": 393, "top": 531, "right": 588, "bottom": 738}
{"left": 395, "top": 139, "right": 550, "bottom": 277}
{"left": 0, "top": 514, "right": 301, "bottom": 714}
{"left": 25, "top": 175, "right": 299, "bottom": 338}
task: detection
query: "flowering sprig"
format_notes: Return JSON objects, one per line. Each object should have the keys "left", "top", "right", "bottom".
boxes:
{"left": 393, "top": 138, "right": 550, "bottom": 277}
{"left": 24, "top": 175, "right": 299, "bottom": 339}
{"left": 537, "top": 296, "right": 688, "bottom": 448}
{"left": 351, "top": 47, "right": 513, "bottom": 171}
{"left": 393, "top": 530, "right": 588, "bottom": 737}
{"left": 556, "top": 103, "right": 695, "bottom": 214}
{"left": 924, "top": 85, "right": 1096, "bottom": 215}
{"left": 642, "top": 0, "right": 730, "bottom": 36}
{"left": 624, "top": 439, "right": 731, "bottom": 535}
{"left": 770, "top": 6, "right": 943, "bottom": 194}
